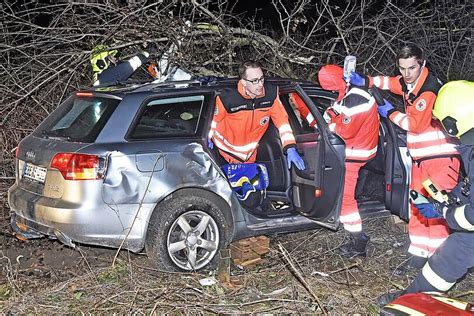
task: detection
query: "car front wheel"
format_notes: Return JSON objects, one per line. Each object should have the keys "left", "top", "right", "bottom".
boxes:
{"left": 145, "top": 195, "right": 229, "bottom": 271}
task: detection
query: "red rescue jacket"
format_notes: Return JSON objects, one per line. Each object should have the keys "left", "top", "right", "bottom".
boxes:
{"left": 289, "top": 92, "right": 317, "bottom": 127}
{"left": 326, "top": 87, "right": 379, "bottom": 162}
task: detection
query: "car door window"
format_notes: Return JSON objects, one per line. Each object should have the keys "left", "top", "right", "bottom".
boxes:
{"left": 309, "top": 96, "right": 334, "bottom": 115}
{"left": 129, "top": 95, "right": 204, "bottom": 139}
{"left": 280, "top": 93, "right": 336, "bottom": 136}
{"left": 280, "top": 93, "right": 319, "bottom": 135}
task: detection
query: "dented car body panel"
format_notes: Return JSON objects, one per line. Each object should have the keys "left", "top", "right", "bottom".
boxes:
{"left": 9, "top": 137, "right": 237, "bottom": 251}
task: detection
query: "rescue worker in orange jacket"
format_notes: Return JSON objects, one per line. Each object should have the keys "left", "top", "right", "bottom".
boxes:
{"left": 377, "top": 80, "right": 474, "bottom": 309}
{"left": 318, "top": 64, "right": 380, "bottom": 258}
{"left": 208, "top": 60, "right": 305, "bottom": 170}
{"left": 348, "top": 44, "right": 460, "bottom": 270}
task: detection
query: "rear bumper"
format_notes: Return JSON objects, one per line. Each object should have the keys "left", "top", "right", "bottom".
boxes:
{"left": 8, "top": 184, "right": 154, "bottom": 252}
{"left": 10, "top": 212, "right": 48, "bottom": 239}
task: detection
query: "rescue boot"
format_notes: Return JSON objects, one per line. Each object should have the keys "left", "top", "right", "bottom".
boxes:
{"left": 393, "top": 256, "right": 427, "bottom": 276}
{"left": 337, "top": 232, "right": 370, "bottom": 258}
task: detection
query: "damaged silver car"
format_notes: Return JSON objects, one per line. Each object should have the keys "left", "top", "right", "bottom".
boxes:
{"left": 8, "top": 78, "right": 411, "bottom": 271}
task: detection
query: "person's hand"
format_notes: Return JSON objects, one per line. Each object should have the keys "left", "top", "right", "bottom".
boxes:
{"left": 409, "top": 190, "right": 430, "bottom": 205}
{"left": 207, "top": 138, "right": 214, "bottom": 149}
{"left": 287, "top": 148, "right": 305, "bottom": 170}
{"left": 344, "top": 72, "right": 365, "bottom": 86}
{"left": 378, "top": 99, "right": 394, "bottom": 118}
{"left": 415, "top": 203, "right": 443, "bottom": 219}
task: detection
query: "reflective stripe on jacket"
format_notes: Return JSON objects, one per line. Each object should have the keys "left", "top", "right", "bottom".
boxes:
{"left": 369, "top": 67, "right": 459, "bottom": 161}
{"left": 209, "top": 81, "right": 296, "bottom": 163}
{"left": 93, "top": 53, "right": 148, "bottom": 86}
{"left": 445, "top": 145, "right": 474, "bottom": 231}
{"left": 326, "top": 87, "right": 379, "bottom": 162}
{"left": 289, "top": 93, "right": 316, "bottom": 127}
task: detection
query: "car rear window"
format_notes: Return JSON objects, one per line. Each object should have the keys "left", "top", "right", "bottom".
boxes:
{"left": 129, "top": 95, "right": 204, "bottom": 139}
{"left": 36, "top": 94, "right": 120, "bottom": 142}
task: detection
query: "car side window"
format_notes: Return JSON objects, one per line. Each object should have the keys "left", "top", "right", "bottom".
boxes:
{"left": 129, "top": 95, "right": 204, "bottom": 139}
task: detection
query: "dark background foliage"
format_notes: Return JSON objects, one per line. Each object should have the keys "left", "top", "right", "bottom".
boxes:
{"left": 0, "top": 0, "right": 472, "bottom": 176}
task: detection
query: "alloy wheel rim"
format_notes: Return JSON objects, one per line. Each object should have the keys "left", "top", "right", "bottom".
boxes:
{"left": 167, "top": 210, "right": 219, "bottom": 270}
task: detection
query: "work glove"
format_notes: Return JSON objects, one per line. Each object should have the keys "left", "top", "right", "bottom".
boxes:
{"left": 415, "top": 203, "right": 443, "bottom": 219}
{"left": 287, "top": 148, "right": 305, "bottom": 170}
{"left": 345, "top": 71, "right": 365, "bottom": 86}
{"left": 378, "top": 99, "right": 394, "bottom": 118}
{"left": 207, "top": 138, "right": 214, "bottom": 149}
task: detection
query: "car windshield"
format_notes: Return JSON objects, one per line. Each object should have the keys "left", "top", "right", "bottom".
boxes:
{"left": 38, "top": 95, "right": 120, "bottom": 142}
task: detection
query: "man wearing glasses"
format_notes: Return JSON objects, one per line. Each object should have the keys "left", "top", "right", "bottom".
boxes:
{"left": 208, "top": 60, "right": 305, "bottom": 170}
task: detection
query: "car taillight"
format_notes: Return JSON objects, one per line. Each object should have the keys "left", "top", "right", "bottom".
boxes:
{"left": 15, "top": 145, "right": 19, "bottom": 158}
{"left": 50, "top": 153, "right": 107, "bottom": 180}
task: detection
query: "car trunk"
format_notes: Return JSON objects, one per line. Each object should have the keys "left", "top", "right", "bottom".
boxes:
{"left": 16, "top": 136, "right": 93, "bottom": 197}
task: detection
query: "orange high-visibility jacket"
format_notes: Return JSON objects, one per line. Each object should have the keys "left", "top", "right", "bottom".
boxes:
{"left": 368, "top": 67, "right": 459, "bottom": 161}
{"left": 326, "top": 87, "right": 379, "bottom": 162}
{"left": 209, "top": 81, "right": 296, "bottom": 163}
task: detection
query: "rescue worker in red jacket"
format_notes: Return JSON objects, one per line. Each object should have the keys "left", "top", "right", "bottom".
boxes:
{"left": 377, "top": 80, "right": 474, "bottom": 308}
{"left": 348, "top": 44, "right": 460, "bottom": 269}
{"left": 208, "top": 60, "right": 305, "bottom": 170}
{"left": 289, "top": 92, "right": 317, "bottom": 128}
{"left": 318, "top": 64, "right": 380, "bottom": 257}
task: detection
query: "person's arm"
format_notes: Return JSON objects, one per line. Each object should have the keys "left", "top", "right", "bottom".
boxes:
{"left": 386, "top": 91, "right": 436, "bottom": 133}
{"left": 367, "top": 75, "right": 404, "bottom": 95}
{"left": 445, "top": 179, "right": 474, "bottom": 231}
{"left": 415, "top": 180, "right": 473, "bottom": 231}
{"left": 208, "top": 96, "right": 227, "bottom": 141}
{"left": 269, "top": 95, "right": 296, "bottom": 152}
{"left": 348, "top": 72, "right": 404, "bottom": 95}
{"left": 289, "top": 93, "right": 316, "bottom": 127}
{"left": 270, "top": 94, "right": 305, "bottom": 170}
{"left": 444, "top": 203, "right": 474, "bottom": 231}
{"left": 94, "top": 52, "right": 149, "bottom": 86}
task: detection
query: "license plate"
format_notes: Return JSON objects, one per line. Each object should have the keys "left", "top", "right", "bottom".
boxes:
{"left": 23, "top": 163, "right": 47, "bottom": 183}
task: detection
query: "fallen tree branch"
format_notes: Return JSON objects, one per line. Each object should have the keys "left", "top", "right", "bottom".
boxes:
{"left": 278, "top": 242, "right": 327, "bottom": 315}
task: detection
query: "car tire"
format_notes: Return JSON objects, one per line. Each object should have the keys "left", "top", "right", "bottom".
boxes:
{"left": 145, "top": 195, "right": 229, "bottom": 272}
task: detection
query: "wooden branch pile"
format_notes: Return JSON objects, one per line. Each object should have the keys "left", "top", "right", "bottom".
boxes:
{"left": 0, "top": 0, "right": 471, "bottom": 178}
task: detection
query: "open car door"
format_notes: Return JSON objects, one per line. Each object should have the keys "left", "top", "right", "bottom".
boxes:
{"left": 382, "top": 119, "right": 411, "bottom": 221}
{"left": 278, "top": 84, "right": 345, "bottom": 230}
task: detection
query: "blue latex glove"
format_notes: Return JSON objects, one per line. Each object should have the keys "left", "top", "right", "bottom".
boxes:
{"left": 378, "top": 99, "right": 394, "bottom": 118}
{"left": 207, "top": 138, "right": 214, "bottom": 149}
{"left": 416, "top": 203, "right": 443, "bottom": 219}
{"left": 345, "top": 72, "right": 365, "bottom": 86}
{"left": 287, "top": 148, "right": 305, "bottom": 170}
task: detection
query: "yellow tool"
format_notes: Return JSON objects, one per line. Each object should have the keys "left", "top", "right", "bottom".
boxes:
{"left": 422, "top": 178, "right": 450, "bottom": 204}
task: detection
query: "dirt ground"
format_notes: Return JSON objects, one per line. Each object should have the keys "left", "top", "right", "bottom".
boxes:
{"left": 1, "top": 179, "right": 473, "bottom": 314}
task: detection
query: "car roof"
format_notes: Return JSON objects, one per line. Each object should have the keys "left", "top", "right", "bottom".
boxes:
{"left": 86, "top": 77, "right": 325, "bottom": 98}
